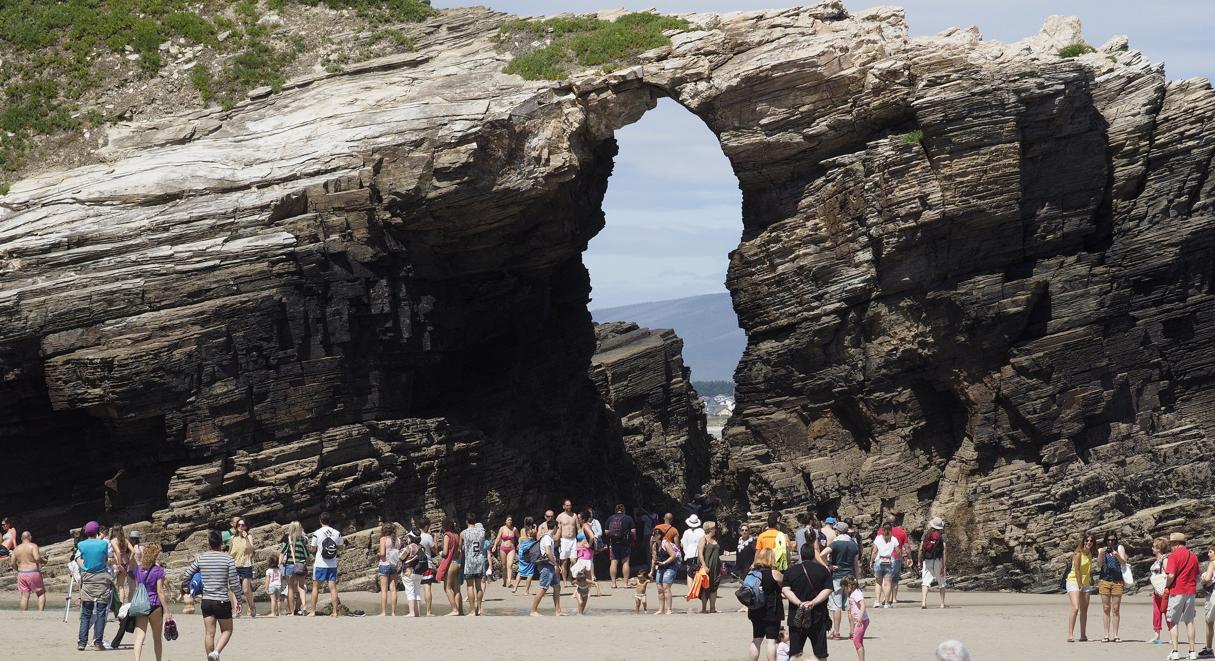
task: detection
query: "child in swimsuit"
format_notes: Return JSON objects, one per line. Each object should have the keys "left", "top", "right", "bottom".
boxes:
{"left": 574, "top": 571, "right": 592, "bottom": 614}
{"left": 631, "top": 573, "right": 650, "bottom": 613}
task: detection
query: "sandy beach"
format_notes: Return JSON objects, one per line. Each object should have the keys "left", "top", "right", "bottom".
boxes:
{"left": 0, "top": 585, "right": 1194, "bottom": 660}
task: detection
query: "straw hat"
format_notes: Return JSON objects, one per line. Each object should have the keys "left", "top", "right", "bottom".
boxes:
{"left": 1169, "top": 532, "right": 1187, "bottom": 543}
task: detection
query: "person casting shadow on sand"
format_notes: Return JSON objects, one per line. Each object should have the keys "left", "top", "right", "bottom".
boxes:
{"left": 529, "top": 525, "right": 563, "bottom": 616}
{"left": 182, "top": 529, "right": 240, "bottom": 661}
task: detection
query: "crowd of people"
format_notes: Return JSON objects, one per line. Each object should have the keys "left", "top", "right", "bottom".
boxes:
{"left": 2, "top": 507, "right": 1214, "bottom": 661}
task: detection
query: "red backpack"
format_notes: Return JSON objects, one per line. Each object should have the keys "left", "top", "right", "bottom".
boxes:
{"left": 921, "top": 530, "right": 942, "bottom": 559}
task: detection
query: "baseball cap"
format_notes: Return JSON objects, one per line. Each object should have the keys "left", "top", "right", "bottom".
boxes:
{"left": 824, "top": 517, "right": 836, "bottom": 524}
{"left": 83, "top": 521, "right": 100, "bottom": 535}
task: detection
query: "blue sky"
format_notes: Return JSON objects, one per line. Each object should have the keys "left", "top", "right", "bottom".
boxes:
{"left": 435, "top": 0, "right": 1215, "bottom": 308}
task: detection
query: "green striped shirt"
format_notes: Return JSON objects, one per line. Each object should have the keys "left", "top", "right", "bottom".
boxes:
{"left": 281, "top": 537, "right": 309, "bottom": 564}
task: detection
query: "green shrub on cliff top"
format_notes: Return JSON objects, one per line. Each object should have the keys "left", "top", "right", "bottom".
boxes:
{"left": 0, "top": 0, "right": 435, "bottom": 176}
{"left": 499, "top": 12, "right": 691, "bottom": 81}
{"left": 1058, "top": 43, "right": 1096, "bottom": 58}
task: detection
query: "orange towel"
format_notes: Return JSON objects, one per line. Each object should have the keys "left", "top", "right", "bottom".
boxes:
{"left": 686, "top": 568, "right": 710, "bottom": 601}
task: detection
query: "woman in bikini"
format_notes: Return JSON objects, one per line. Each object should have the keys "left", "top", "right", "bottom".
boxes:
{"left": 436, "top": 517, "right": 464, "bottom": 616}
{"left": 110, "top": 524, "right": 134, "bottom": 602}
{"left": 493, "top": 516, "right": 518, "bottom": 589}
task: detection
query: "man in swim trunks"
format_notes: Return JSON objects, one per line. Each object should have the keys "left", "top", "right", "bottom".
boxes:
{"left": 12, "top": 531, "right": 46, "bottom": 611}
{"left": 555, "top": 500, "right": 579, "bottom": 586}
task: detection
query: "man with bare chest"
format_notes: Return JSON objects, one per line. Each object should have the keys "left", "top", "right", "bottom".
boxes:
{"left": 12, "top": 531, "right": 45, "bottom": 611}
{"left": 555, "top": 500, "right": 579, "bottom": 585}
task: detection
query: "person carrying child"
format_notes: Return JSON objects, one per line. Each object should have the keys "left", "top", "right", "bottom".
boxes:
{"left": 572, "top": 533, "right": 603, "bottom": 597}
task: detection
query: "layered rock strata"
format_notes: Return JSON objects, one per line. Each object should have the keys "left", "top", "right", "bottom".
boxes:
{"left": 591, "top": 322, "right": 710, "bottom": 508}
{"left": 1, "top": 3, "right": 1213, "bottom": 588}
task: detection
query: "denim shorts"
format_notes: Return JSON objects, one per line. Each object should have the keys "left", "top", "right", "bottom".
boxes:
{"left": 235, "top": 566, "right": 253, "bottom": 580}
{"left": 656, "top": 566, "right": 677, "bottom": 585}
{"left": 539, "top": 564, "right": 559, "bottom": 589}
{"left": 377, "top": 564, "right": 398, "bottom": 577}
{"left": 283, "top": 563, "right": 305, "bottom": 577}
{"left": 313, "top": 567, "right": 338, "bottom": 583}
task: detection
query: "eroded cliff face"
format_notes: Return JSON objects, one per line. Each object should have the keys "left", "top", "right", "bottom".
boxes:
{"left": 591, "top": 322, "right": 710, "bottom": 508}
{"left": 1, "top": 3, "right": 1213, "bottom": 587}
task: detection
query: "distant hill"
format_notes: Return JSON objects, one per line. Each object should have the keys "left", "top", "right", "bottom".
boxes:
{"left": 592, "top": 292, "right": 744, "bottom": 381}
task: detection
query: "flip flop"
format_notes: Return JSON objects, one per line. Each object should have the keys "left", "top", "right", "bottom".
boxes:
{"left": 1067, "top": 639, "right": 1075, "bottom": 643}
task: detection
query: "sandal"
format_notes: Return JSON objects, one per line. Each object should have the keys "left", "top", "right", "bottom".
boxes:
{"left": 1113, "top": 638, "right": 1121, "bottom": 643}
{"left": 1102, "top": 638, "right": 1110, "bottom": 643}
{"left": 1067, "top": 639, "right": 1075, "bottom": 643}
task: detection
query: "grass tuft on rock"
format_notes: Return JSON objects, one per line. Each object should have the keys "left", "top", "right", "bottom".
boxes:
{"left": 900, "top": 129, "right": 924, "bottom": 145}
{"left": 499, "top": 12, "right": 691, "bottom": 81}
{"left": 0, "top": 0, "right": 435, "bottom": 177}
{"left": 1058, "top": 43, "right": 1096, "bottom": 58}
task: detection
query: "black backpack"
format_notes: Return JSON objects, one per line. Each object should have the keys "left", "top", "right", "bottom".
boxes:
{"left": 321, "top": 534, "right": 338, "bottom": 560}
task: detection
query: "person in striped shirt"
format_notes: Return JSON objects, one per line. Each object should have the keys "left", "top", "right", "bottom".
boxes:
{"left": 182, "top": 529, "right": 240, "bottom": 661}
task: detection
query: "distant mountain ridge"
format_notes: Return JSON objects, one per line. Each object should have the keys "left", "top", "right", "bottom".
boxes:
{"left": 591, "top": 292, "right": 744, "bottom": 382}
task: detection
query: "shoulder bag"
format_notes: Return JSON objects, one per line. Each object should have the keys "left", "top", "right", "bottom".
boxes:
{"left": 791, "top": 564, "right": 819, "bottom": 630}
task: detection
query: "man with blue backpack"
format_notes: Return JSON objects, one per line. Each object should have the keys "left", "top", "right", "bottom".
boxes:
{"left": 528, "top": 526, "right": 562, "bottom": 616}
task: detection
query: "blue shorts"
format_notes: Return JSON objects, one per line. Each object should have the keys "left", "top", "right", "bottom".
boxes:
{"left": 313, "top": 567, "right": 338, "bottom": 583}
{"left": 377, "top": 565, "right": 398, "bottom": 577}
{"left": 283, "top": 563, "right": 305, "bottom": 577}
{"left": 538, "top": 565, "right": 559, "bottom": 589}
{"left": 235, "top": 566, "right": 253, "bottom": 580}
{"left": 656, "top": 566, "right": 677, "bottom": 585}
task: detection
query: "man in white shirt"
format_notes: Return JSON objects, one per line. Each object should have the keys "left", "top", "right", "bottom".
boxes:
{"left": 529, "top": 528, "right": 562, "bottom": 616}
{"left": 308, "top": 512, "right": 343, "bottom": 617}
{"left": 681, "top": 515, "right": 705, "bottom": 591}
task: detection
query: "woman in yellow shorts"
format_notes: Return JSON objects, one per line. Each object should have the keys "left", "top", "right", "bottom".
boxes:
{"left": 1097, "top": 532, "right": 1129, "bottom": 642}
{"left": 1066, "top": 533, "right": 1097, "bottom": 642}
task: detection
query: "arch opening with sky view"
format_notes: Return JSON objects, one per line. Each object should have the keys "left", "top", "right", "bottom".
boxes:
{"left": 588, "top": 98, "right": 746, "bottom": 385}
